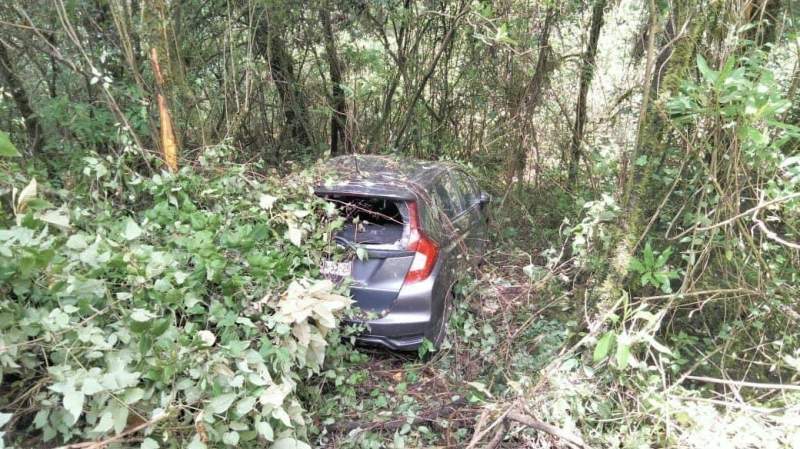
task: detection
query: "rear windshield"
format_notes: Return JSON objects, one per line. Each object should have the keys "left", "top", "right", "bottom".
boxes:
{"left": 323, "top": 195, "right": 409, "bottom": 248}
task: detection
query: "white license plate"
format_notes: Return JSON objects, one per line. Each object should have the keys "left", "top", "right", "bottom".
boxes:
{"left": 320, "top": 260, "right": 352, "bottom": 278}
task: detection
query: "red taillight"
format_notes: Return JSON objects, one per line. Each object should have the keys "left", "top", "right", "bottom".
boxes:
{"left": 404, "top": 202, "right": 439, "bottom": 284}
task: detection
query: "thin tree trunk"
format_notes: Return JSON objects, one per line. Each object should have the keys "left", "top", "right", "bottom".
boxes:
{"left": 255, "top": 17, "right": 312, "bottom": 149}
{"left": 0, "top": 42, "right": 44, "bottom": 154}
{"left": 512, "top": 6, "right": 557, "bottom": 181}
{"left": 567, "top": 0, "right": 607, "bottom": 187}
{"left": 393, "top": 4, "right": 468, "bottom": 152}
{"left": 150, "top": 48, "right": 178, "bottom": 172}
{"left": 320, "top": 7, "right": 351, "bottom": 156}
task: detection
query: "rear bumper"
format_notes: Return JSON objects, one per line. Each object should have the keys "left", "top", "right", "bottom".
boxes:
{"left": 347, "top": 266, "right": 443, "bottom": 351}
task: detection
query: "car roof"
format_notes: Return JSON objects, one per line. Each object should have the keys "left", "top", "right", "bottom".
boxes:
{"left": 314, "top": 155, "right": 457, "bottom": 200}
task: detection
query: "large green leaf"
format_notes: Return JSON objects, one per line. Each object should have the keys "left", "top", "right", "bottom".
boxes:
{"left": 0, "top": 131, "right": 20, "bottom": 157}
{"left": 696, "top": 54, "right": 717, "bottom": 83}
{"left": 62, "top": 387, "right": 85, "bottom": 424}
{"left": 271, "top": 438, "right": 311, "bottom": 449}
{"left": 616, "top": 341, "right": 631, "bottom": 370}
{"left": 593, "top": 332, "right": 616, "bottom": 362}
{"left": 123, "top": 218, "right": 143, "bottom": 240}
{"left": 208, "top": 393, "right": 237, "bottom": 414}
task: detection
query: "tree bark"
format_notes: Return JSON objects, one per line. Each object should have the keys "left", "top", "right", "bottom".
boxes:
{"left": 0, "top": 42, "right": 44, "bottom": 154}
{"left": 320, "top": 7, "right": 352, "bottom": 156}
{"left": 567, "top": 0, "right": 607, "bottom": 187}
{"left": 511, "top": 6, "right": 557, "bottom": 181}
{"left": 393, "top": 4, "right": 468, "bottom": 152}
{"left": 254, "top": 16, "right": 312, "bottom": 149}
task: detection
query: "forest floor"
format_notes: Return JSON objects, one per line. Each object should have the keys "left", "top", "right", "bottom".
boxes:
{"left": 317, "top": 234, "right": 580, "bottom": 448}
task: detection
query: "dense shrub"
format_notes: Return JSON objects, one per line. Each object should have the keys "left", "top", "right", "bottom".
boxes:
{"left": 0, "top": 151, "right": 352, "bottom": 448}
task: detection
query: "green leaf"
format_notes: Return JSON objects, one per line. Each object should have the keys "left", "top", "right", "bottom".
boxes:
{"left": 66, "top": 234, "right": 89, "bottom": 250}
{"left": 63, "top": 387, "right": 85, "bottom": 424}
{"left": 0, "top": 131, "right": 20, "bottom": 157}
{"left": 660, "top": 275, "right": 673, "bottom": 293}
{"left": 187, "top": 435, "right": 207, "bottom": 449}
{"left": 130, "top": 308, "right": 155, "bottom": 322}
{"left": 270, "top": 438, "right": 311, "bottom": 449}
{"left": 123, "top": 217, "right": 144, "bottom": 240}
{"left": 355, "top": 246, "right": 368, "bottom": 261}
{"left": 256, "top": 420, "right": 274, "bottom": 441}
{"left": 208, "top": 393, "right": 237, "bottom": 414}
{"left": 111, "top": 401, "right": 129, "bottom": 434}
{"left": 235, "top": 396, "right": 256, "bottom": 416}
{"left": 643, "top": 243, "right": 655, "bottom": 268}
{"left": 38, "top": 209, "right": 70, "bottom": 229}
{"left": 645, "top": 335, "right": 673, "bottom": 356}
{"left": 123, "top": 387, "right": 145, "bottom": 404}
{"left": 629, "top": 257, "right": 645, "bottom": 273}
{"left": 223, "top": 431, "right": 240, "bottom": 446}
{"left": 696, "top": 54, "right": 717, "bottom": 83}
{"left": 593, "top": 332, "right": 616, "bottom": 362}
{"left": 92, "top": 411, "right": 114, "bottom": 434}
{"left": 33, "top": 410, "right": 48, "bottom": 429}
{"left": 286, "top": 225, "right": 302, "bottom": 246}
{"left": 780, "top": 156, "right": 800, "bottom": 169}
{"left": 272, "top": 407, "right": 292, "bottom": 428}
{"left": 655, "top": 246, "right": 672, "bottom": 268}
{"left": 616, "top": 341, "right": 631, "bottom": 369}
{"left": 141, "top": 438, "right": 160, "bottom": 449}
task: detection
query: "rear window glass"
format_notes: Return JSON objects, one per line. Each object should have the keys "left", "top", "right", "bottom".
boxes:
{"left": 324, "top": 195, "right": 408, "bottom": 247}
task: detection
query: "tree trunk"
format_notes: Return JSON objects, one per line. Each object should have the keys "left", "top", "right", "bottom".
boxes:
{"left": 320, "top": 7, "right": 352, "bottom": 156}
{"left": 393, "top": 5, "right": 467, "bottom": 152}
{"left": 567, "top": 0, "right": 607, "bottom": 187}
{"left": 0, "top": 42, "right": 44, "bottom": 154}
{"left": 597, "top": 0, "right": 705, "bottom": 303}
{"left": 511, "top": 6, "right": 557, "bottom": 181}
{"left": 254, "top": 17, "right": 312, "bottom": 149}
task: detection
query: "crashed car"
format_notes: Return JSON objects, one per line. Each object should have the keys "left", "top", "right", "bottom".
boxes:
{"left": 315, "top": 155, "right": 490, "bottom": 350}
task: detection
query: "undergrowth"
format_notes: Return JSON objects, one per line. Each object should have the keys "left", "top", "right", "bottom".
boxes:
{"left": 0, "top": 148, "right": 359, "bottom": 448}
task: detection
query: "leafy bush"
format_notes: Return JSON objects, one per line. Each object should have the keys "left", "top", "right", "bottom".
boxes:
{"left": 0, "top": 153, "right": 353, "bottom": 448}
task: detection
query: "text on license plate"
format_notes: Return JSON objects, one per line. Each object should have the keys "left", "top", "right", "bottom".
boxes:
{"left": 320, "top": 260, "right": 352, "bottom": 277}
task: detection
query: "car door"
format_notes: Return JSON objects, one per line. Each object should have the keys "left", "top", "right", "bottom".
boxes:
{"left": 449, "top": 170, "right": 487, "bottom": 261}
{"left": 433, "top": 171, "right": 472, "bottom": 263}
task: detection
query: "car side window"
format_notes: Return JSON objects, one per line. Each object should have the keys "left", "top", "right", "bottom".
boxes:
{"left": 433, "top": 173, "right": 463, "bottom": 218}
{"left": 451, "top": 170, "right": 479, "bottom": 208}
{"left": 419, "top": 192, "right": 443, "bottom": 236}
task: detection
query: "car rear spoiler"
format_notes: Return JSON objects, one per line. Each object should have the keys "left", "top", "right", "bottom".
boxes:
{"left": 314, "top": 185, "right": 417, "bottom": 201}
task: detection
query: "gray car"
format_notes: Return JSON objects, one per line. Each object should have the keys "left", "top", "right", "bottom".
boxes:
{"left": 315, "top": 155, "right": 490, "bottom": 350}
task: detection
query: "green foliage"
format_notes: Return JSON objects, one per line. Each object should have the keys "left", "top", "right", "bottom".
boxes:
{"left": 629, "top": 243, "right": 679, "bottom": 293}
{"left": 0, "top": 132, "right": 20, "bottom": 158}
{"left": 0, "top": 155, "right": 355, "bottom": 447}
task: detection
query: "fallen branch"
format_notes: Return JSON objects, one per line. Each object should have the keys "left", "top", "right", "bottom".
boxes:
{"left": 485, "top": 421, "right": 506, "bottom": 449}
{"left": 685, "top": 375, "right": 800, "bottom": 392}
{"left": 324, "top": 398, "right": 469, "bottom": 434}
{"left": 55, "top": 409, "right": 170, "bottom": 449}
{"left": 507, "top": 411, "right": 592, "bottom": 449}
{"left": 670, "top": 395, "right": 794, "bottom": 415}
{"left": 693, "top": 192, "right": 800, "bottom": 232}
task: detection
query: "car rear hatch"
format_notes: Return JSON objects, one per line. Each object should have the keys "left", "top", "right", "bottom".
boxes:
{"left": 318, "top": 194, "right": 438, "bottom": 315}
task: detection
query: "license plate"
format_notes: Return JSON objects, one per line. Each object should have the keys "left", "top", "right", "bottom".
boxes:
{"left": 320, "top": 260, "right": 352, "bottom": 278}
